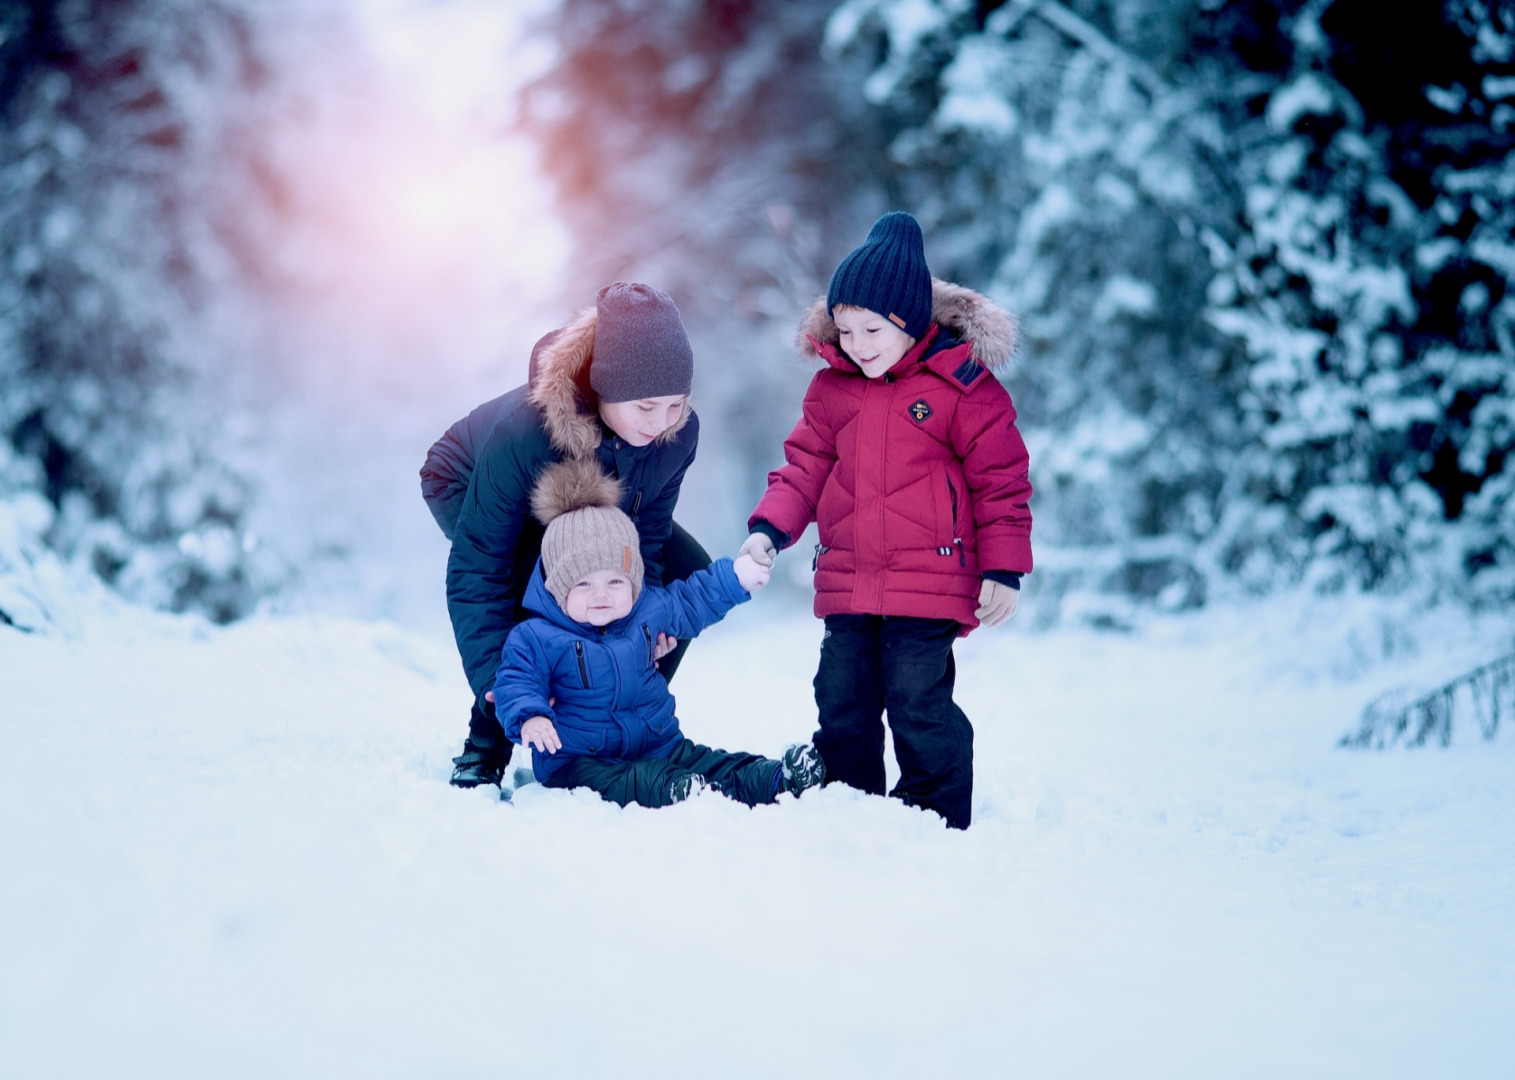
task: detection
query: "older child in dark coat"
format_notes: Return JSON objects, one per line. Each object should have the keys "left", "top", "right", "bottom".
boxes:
{"left": 421, "top": 283, "right": 710, "bottom": 789}
{"left": 493, "top": 459, "right": 825, "bottom": 809}
{"left": 742, "top": 212, "right": 1033, "bottom": 829}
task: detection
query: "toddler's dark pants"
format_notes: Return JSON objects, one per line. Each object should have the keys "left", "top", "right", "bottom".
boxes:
{"left": 540, "top": 737, "right": 783, "bottom": 809}
{"left": 467, "top": 522, "right": 711, "bottom": 761}
{"left": 813, "top": 614, "right": 974, "bottom": 829}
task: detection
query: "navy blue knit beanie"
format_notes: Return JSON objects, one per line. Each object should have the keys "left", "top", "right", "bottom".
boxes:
{"left": 826, "top": 211, "right": 933, "bottom": 340}
{"left": 590, "top": 282, "right": 694, "bottom": 403}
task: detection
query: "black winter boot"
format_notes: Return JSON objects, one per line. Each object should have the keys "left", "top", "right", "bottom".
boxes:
{"left": 450, "top": 740, "right": 509, "bottom": 788}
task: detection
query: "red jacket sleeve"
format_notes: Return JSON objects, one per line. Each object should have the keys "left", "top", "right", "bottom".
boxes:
{"left": 748, "top": 372, "right": 838, "bottom": 547}
{"left": 952, "top": 378, "right": 1033, "bottom": 574}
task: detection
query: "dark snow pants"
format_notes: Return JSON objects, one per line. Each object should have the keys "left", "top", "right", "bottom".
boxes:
{"left": 541, "top": 738, "right": 784, "bottom": 809}
{"left": 813, "top": 614, "right": 974, "bottom": 829}
{"left": 466, "top": 522, "right": 712, "bottom": 761}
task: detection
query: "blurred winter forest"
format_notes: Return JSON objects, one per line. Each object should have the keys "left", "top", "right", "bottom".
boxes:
{"left": 2, "top": 0, "right": 1512, "bottom": 634}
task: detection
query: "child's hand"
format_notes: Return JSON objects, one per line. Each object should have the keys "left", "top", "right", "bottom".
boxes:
{"left": 737, "top": 533, "right": 777, "bottom": 568}
{"left": 521, "top": 716, "right": 561, "bottom": 754}
{"left": 654, "top": 632, "right": 677, "bottom": 663}
{"left": 975, "top": 580, "right": 1019, "bottom": 627}
{"left": 734, "top": 552, "right": 771, "bottom": 593}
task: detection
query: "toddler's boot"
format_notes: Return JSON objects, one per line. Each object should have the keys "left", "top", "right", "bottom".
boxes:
{"left": 780, "top": 744, "right": 827, "bottom": 796}
{"left": 450, "top": 739, "right": 507, "bottom": 788}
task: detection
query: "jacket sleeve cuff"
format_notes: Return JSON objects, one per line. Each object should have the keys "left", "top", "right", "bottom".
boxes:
{"left": 750, "top": 520, "right": 790, "bottom": 551}
{"left": 983, "top": 570, "right": 1023, "bottom": 590}
{"left": 714, "top": 557, "right": 752, "bottom": 603}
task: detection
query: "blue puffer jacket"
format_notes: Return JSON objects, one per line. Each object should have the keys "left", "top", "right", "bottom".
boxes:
{"left": 493, "top": 558, "right": 749, "bottom": 783}
{"left": 421, "top": 322, "right": 699, "bottom": 705}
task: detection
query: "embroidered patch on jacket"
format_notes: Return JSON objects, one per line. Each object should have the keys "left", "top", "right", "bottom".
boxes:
{"left": 952, "top": 356, "right": 985, "bottom": 387}
{"left": 909, "top": 399, "right": 933, "bottom": 423}
{"left": 888, "top": 313, "right": 907, "bottom": 329}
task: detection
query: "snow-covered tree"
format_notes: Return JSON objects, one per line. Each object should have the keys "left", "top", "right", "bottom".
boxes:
{"left": 0, "top": 0, "right": 280, "bottom": 623}
{"left": 1204, "top": 0, "right": 1515, "bottom": 605}
{"left": 819, "top": 0, "right": 1515, "bottom": 611}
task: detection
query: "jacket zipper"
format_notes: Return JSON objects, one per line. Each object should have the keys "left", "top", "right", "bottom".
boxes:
{"left": 573, "top": 641, "right": 591, "bottom": 688}
{"left": 631, "top": 490, "right": 642, "bottom": 516}
{"left": 813, "top": 543, "right": 830, "bottom": 571}
{"left": 955, "top": 538, "right": 966, "bottom": 568}
{"left": 641, "top": 624, "right": 654, "bottom": 667}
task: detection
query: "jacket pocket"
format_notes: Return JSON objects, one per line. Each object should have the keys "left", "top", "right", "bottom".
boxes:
{"left": 931, "top": 465, "right": 957, "bottom": 547}
{"left": 641, "top": 624, "right": 655, "bottom": 668}
{"left": 573, "top": 641, "right": 592, "bottom": 689}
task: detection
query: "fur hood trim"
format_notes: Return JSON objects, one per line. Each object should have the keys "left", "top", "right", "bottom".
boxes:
{"left": 528, "top": 306, "right": 693, "bottom": 458}
{"left": 797, "top": 279, "right": 1019, "bottom": 371}
{"left": 530, "top": 457, "right": 624, "bottom": 526}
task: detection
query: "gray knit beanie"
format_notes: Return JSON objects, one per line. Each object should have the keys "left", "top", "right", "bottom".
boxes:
{"left": 589, "top": 282, "right": 694, "bottom": 403}
{"left": 531, "top": 458, "right": 645, "bottom": 610}
{"left": 826, "top": 212, "right": 934, "bottom": 341}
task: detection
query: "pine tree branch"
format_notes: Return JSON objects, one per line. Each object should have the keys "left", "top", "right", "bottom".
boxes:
{"left": 991, "top": 0, "right": 1171, "bottom": 100}
{"left": 1343, "top": 651, "right": 1515, "bottom": 749}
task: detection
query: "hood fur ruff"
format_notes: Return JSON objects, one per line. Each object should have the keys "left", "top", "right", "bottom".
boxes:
{"left": 798, "top": 279, "right": 1020, "bottom": 371}
{"left": 530, "top": 457, "right": 624, "bottom": 527}
{"left": 528, "top": 305, "right": 694, "bottom": 458}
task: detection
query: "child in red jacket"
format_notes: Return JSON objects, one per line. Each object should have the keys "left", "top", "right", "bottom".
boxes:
{"left": 741, "top": 211, "right": 1033, "bottom": 829}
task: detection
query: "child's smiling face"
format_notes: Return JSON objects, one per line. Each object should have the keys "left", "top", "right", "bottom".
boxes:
{"left": 598, "top": 395, "right": 687, "bottom": 446}
{"left": 833, "top": 305, "right": 918, "bottom": 379}
{"left": 563, "top": 568, "right": 635, "bottom": 625}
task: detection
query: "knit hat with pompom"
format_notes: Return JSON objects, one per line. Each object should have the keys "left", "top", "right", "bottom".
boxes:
{"left": 531, "top": 458, "right": 644, "bottom": 609}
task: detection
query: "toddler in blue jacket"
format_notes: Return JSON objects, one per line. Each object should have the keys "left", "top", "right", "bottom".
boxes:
{"left": 492, "top": 458, "right": 825, "bottom": 809}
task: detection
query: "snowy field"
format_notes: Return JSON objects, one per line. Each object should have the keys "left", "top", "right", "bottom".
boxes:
{"left": 2, "top": 592, "right": 1512, "bottom": 1079}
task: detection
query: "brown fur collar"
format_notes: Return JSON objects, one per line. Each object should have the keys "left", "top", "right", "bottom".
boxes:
{"left": 528, "top": 306, "right": 693, "bottom": 458}
{"left": 797, "top": 279, "right": 1019, "bottom": 371}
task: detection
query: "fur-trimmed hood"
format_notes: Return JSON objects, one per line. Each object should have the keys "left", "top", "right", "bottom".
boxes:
{"left": 797, "top": 279, "right": 1019, "bottom": 371}
{"left": 527, "top": 307, "right": 693, "bottom": 458}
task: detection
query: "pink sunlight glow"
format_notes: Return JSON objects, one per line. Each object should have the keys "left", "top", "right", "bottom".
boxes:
{"left": 252, "top": 0, "right": 567, "bottom": 385}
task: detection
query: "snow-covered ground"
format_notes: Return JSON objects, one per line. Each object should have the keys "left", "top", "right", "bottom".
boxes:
{"left": 2, "top": 588, "right": 1511, "bottom": 1079}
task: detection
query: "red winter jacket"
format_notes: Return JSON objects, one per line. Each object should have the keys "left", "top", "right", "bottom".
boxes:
{"left": 749, "top": 281, "right": 1033, "bottom": 631}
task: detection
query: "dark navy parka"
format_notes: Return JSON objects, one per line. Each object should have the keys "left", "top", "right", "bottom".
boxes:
{"left": 420, "top": 327, "right": 700, "bottom": 706}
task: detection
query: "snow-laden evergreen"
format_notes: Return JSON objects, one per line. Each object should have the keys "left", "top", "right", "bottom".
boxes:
{"left": 1204, "top": 2, "right": 1515, "bottom": 607}
{"left": 1, "top": 1, "right": 565, "bottom": 628}
{"left": 803, "top": 0, "right": 1514, "bottom": 613}
{"left": 0, "top": 1, "right": 283, "bottom": 623}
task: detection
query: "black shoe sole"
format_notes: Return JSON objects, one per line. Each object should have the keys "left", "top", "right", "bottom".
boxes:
{"left": 450, "top": 769, "right": 503, "bottom": 789}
